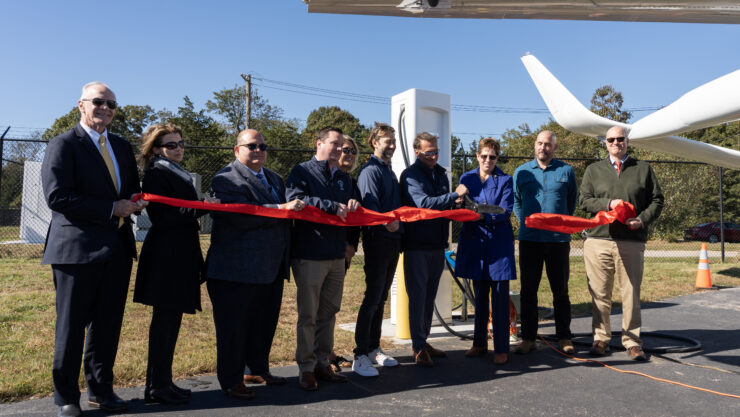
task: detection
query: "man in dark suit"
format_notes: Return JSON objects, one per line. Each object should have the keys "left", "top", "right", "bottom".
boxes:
{"left": 41, "top": 82, "right": 147, "bottom": 417}
{"left": 205, "top": 129, "right": 305, "bottom": 399}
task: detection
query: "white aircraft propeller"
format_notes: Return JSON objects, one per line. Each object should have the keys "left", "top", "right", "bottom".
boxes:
{"left": 521, "top": 54, "right": 740, "bottom": 169}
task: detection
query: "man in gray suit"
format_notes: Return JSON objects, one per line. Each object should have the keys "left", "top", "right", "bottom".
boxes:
{"left": 205, "top": 129, "right": 305, "bottom": 399}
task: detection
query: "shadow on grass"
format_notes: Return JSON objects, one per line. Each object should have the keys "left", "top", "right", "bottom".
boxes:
{"left": 717, "top": 267, "right": 740, "bottom": 278}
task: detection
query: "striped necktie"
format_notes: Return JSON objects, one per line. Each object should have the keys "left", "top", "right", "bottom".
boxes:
{"left": 99, "top": 135, "right": 123, "bottom": 227}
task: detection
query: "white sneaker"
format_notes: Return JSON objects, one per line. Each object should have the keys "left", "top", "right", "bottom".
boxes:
{"left": 352, "top": 354, "right": 379, "bottom": 377}
{"left": 370, "top": 348, "right": 399, "bottom": 367}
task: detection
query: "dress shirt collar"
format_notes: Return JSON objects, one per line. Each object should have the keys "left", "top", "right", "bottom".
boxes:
{"left": 246, "top": 166, "right": 265, "bottom": 177}
{"left": 609, "top": 154, "right": 629, "bottom": 168}
{"left": 80, "top": 122, "right": 108, "bottom": 145}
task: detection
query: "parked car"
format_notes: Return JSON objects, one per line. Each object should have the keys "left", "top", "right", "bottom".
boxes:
{"left": 684, "top": 222, "right": 740, "bottom": 243}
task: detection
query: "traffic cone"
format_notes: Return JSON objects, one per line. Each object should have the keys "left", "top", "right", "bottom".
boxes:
{"left": 695, "top": 243, "right": 715, "bottom": 289}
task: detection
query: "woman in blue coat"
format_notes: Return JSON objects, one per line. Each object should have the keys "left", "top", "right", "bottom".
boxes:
{"left": 455, "top": 137, "right": 516, "bottom": 365}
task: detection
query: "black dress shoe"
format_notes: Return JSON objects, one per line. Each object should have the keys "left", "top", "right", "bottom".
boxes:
{"left": 87, "top": 392, "right": 128, "bottom": 412}
{"left": 169, "top": 382, "right": 192, "bottom": 397}
{"left": 146, "top": 387, "right": 189, "bottom": 405}
{"left": 58, "top": 404, "right": 82, "bottom": 417}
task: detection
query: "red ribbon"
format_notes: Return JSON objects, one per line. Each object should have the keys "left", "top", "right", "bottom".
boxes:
{"left": 525, "top": 201, "right": 637, "bottom": 234}
{"left": 132, "top": 193, "right": 481, "bottom": 227}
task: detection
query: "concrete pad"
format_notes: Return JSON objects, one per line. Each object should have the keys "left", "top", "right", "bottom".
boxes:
{"left": 2, "top": 288, "right": 739, "bottom": 417}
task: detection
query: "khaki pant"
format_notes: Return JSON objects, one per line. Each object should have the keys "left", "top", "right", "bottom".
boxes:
{"left": 583, "top": 238, "right": 645, "bottom": 349}
{"left": 292, "top": 258, "right": 345, "bottom": 373}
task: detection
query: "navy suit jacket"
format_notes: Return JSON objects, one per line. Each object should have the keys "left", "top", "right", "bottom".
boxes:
{"left": 205, "top": 160, "right": 290, "bottom": 284}
{"left": 41, "top": 124, "right": 140, "bottom": 265}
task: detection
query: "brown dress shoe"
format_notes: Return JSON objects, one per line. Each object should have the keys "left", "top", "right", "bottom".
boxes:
{"left": 314, "top": 365, "right": 348, "bottom": 382}
{"left": 627, "top": 346, "right": 648, "bottom": 361}
{"left": 244, "top": 373, "right": 287, "bottom": 386}
{"left": 464, "top": 346, "right": 488, "bottom": 357}
{"left": 226, "top": 382, "right": 255, "bottom": 399}
{"left": 424, "top": 343, "right": 447, "bottom": 358}
{"left": 243, "top": 374, "right": 265, "bottom": 384}
{"left": 558, "top": 339, "right": 575, "bottom": 354}
{"left": 414, "top": 349, "right": 434, "bottom": 367}
{"left": 493, "top": 353, "right": 508, "bottom": 364}
{"left": 299, "top": 371, "right": 318, "bottom": 391}
{"left": 515, "top": 340, "right": 536, "bottom": 354}
{"left": 589, "top": 340, "right": 610, "bottom": 357}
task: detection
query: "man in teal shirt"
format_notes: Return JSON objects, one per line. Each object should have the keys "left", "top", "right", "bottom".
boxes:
{"left": 513, "top": 130, "right": 578, "bottom": 355}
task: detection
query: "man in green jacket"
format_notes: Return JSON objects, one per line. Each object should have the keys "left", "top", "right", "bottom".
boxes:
{"left": 579, "top": 126, "right": 664, "bottom": 361}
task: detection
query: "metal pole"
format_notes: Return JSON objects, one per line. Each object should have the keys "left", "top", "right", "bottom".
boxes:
{"left": 460, "top": 154, "right": 468, "bottom": 321}
{"left": 0, "top": 126, "right": 10, "bottom": 203}
{"left": 719, "top": 167, "right": 725, "bottom": 263}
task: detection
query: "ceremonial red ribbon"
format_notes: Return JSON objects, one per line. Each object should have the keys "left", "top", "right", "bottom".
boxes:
{"left": 525, "top": 201, "right": 637, "bottom": 234}
{"left": 132, "top": 193, "right": 481, "bottom": 227}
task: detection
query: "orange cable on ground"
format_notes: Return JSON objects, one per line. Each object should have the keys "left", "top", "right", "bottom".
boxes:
{"left": 537, "top": 335, "right": 740, "bottom": 399}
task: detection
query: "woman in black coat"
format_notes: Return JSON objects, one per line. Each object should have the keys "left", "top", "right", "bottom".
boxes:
{"left": 134, "top": 123, "right": 218, "bottom": 404}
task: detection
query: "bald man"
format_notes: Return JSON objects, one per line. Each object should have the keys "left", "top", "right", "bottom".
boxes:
{"left": 579, "top": 126, "right": 663, "bottom": 360}
{"left": 206, "top": 129, "right": 304, "bottom": 399}
{"left": 42, "top": 82, "right": 147, "bottom": 417}
{"left": 513, "top": 130, "right": 578, "bottom": 355}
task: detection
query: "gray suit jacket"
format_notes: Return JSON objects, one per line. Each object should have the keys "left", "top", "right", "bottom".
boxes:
{"left": 205, "top": 160, "right": 290, "bottom": 284}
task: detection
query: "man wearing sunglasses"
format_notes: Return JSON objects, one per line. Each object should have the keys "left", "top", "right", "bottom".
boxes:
{"left": 400, "top": 132, "right": 468, "bottom": 367}
{"left": 206, "top": 129, "right": 303, "bottom": 399}
{"left": 580, "top": 126, "right": 664, "bottom": 361}
{"left": 286, "top": 127, "right": 360, "bottom": 391}
{"left": 41, "top": 82, "right": 147, "bottom": 417}
{"left": 513, "top": 130, "right": 578, "bottom": 355}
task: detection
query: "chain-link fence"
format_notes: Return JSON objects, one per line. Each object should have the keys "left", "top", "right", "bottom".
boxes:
{"left": 1, "top": 138, "right": 737, "bottom": 263}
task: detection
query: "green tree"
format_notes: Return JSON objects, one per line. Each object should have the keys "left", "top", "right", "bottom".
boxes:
{"left": 205, "top": 85, "right": 284, "bottom": 137}
{"left": 301, "top": 106, "right": 371, "bottom": 150}
{"left": 590, "top": 85, "right": 631, "bottom": 123}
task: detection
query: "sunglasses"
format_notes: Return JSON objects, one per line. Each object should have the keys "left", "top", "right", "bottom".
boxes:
{"left": 241, "top": 143, "right": 268, "bottom": 151}
{"left": 419, "top": 150, "right": 439, "bottom": 157}
{"left": 606, "top": 136, "right": 626, "bottom": 144}
{"left": 81, "top": 98, "right": 117, "bottom": 109}
{"left": 479, "top": 154, "right": 498, "bottom": 160}
{"left": 341, "top": 147, "right": 357, "bottom": 155}
{"left": 158, "top": 140, "right": 185, "bottom": 150}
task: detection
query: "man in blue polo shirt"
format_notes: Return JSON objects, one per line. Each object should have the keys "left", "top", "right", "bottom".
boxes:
{"left": 513, "top": 130, "right": 578, "bottom": 354}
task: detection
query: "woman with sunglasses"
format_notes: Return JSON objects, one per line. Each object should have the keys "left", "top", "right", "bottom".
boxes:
{"left": 454, "top": 137, "right": 516, "bottom": 365}
{"left": 134, "top": 124, "right": 219, "bottom": 404}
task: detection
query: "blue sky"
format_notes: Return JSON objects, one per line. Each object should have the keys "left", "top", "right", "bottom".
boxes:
{"left": 2, "top": 0, "right": 739, "bottom": 146}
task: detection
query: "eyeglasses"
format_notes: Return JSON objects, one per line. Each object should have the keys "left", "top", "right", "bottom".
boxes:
{"left": 341, "top": 147, "right": 357, "bottom": 155}
{"left": 81, "top": 98, "right": 117, "bottom": 109}
{"left": 241, "top": 143, "right": 268, "bottom": 151}
{"left": 419, "top": 150, "right": 439, "bottom": 157}
{"left": 157, "top": 140, "right": 185, "bottom": 150}
{"left": 479, "top": 154, "right": 498, "bottom": 160}
{"left": 606, "top": 136, "right": 626, "bottom": 144}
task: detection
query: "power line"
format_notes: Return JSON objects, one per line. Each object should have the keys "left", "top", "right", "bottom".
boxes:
{"left": 253, "top": 75, "right": 662, "bottom": 114}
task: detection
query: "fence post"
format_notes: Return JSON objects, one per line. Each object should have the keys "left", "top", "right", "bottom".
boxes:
{"left": 719, "top": 166, "right": 725, "bottom": 263}
{"left": 0, "top": 126, "right": 10, "bottom": 203}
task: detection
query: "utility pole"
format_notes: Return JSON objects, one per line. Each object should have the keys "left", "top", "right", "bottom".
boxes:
{"left": 240, "top": 74, "right": 252, "bottom": 129}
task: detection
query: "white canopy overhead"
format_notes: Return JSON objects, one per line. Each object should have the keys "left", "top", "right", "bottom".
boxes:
{"left": 304, "top": 1, "right": 740, "bottom": 24}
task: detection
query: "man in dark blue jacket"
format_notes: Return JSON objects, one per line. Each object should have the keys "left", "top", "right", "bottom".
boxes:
{"left": 400, "top": 132, "right": 468, "bottom": 367}
{"left": 286, "top": 127, "right": 360, "bottom": 390}
{"left": 351, "top": 123, "right": 402, "bottom": 377}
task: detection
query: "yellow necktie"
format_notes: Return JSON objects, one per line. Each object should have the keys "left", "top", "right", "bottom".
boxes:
{"left": 99, "top": 135, "right": 123, "bottom": 228}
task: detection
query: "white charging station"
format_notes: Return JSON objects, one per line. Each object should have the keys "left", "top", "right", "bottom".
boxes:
{"left": 389, "top": 88, "right": 452, "bottom": 332}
